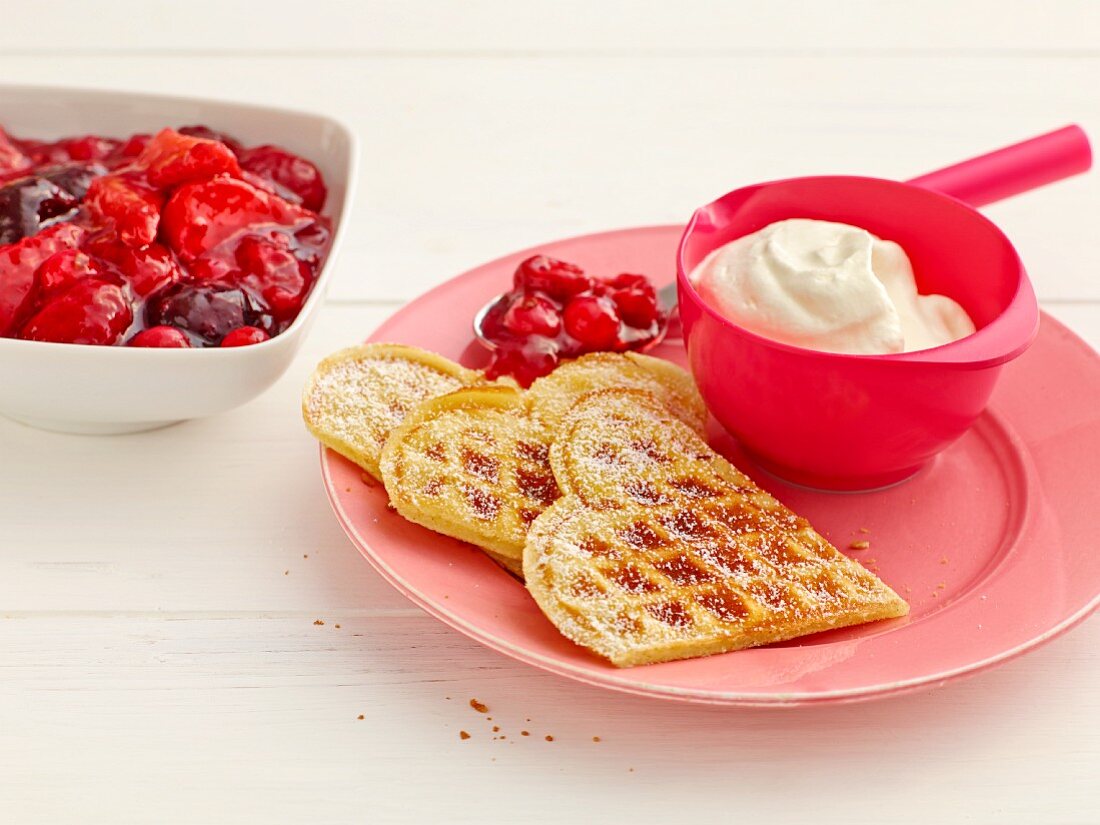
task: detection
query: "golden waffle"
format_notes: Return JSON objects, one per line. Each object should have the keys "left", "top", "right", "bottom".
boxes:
{"left": 379, "top": 386, "right": 556, "bottom": 576}
{"left": 302, "top": 343, "right": 486, "bottom": 479}
{"left": 524, "top": 388, "right": 909, "bottom": 667}
{"left": 379, "top": 353, "right": 707, "bottom": 575}
{"left": 525, "top": 351, "right": 706, "bottom": 435}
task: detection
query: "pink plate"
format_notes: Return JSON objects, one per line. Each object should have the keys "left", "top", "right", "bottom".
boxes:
{"left": 320, "top": 225, "right": 1100, "bottom": 706}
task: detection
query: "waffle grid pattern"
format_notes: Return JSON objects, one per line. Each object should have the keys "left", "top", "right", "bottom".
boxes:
{"left": 526, "top": 388, "right": 908, "bottom": 666}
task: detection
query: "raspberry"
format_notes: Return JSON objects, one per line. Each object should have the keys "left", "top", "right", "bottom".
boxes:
{"left": 501, "top": 292, "right": 561, "bottom": 337}
{"left": 19, "top": 278, "right": 132, "bottom": 345}
{"left": 135, "top": 128, "right": 241, "bottom": 189}
{"left": 128, "top": 325, "right": 192, "bottom": 348}
{"left": 84, "top": 174, "right": 164, "bottom": 247}
{"left": 562, "top": 295, "right": 621, "bottom": 349}
{"left": 513, "top": 256, "right": 591, "bottom": 300}
{"left": 220, "top": 326, "right": 270, "bottom": 347}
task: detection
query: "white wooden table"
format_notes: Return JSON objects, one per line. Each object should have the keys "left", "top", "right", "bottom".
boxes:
{"left": 2, "top": 4, "right": 1098, "bottom": 822}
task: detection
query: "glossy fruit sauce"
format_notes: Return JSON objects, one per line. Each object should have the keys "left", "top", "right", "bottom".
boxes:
{"left": 0, "top": 124, "right": 331, "bottom": 347}
{"left": 478, "top": 255, "right": 668, "bottom": 385}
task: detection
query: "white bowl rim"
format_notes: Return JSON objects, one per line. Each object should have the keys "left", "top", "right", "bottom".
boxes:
{"left": 0, "top": 82, "right": 360, "bottom": 357}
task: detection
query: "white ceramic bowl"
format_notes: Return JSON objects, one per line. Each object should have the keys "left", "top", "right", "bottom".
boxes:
{"left": 0, "top": 84, "right": 357, "bottom": 434}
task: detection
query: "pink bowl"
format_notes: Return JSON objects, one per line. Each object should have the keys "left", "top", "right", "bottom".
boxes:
{"left": 676, "top": 175, "right": 1040, "bottom": 490}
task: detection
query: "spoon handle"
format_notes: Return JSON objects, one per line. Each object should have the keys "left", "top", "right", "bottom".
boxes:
{"left": 906, "top": 124, "right": 1091, "bottom": 208}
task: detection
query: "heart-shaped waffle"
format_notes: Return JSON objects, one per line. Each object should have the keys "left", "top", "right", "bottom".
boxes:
{"left": 302, "top": 344, "right": 487, "bottom": 479}
{"left": 524, "top": 388, "right": 909, "bottom": 666}
{"left": 378, "top": 386, "right": 556, "bottom": 576}
{"left": 379, "top": 352, "right": 707, "bottom": 576}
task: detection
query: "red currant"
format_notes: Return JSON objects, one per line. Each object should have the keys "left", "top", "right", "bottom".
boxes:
{"left": 220, "top": 326, "right": 270, "bottom": 347}
{"left": 129, "top": 326, "right": 192, "bottom": 348}
{"left": 563, "top": 295, "right": 621, "bottom": 350}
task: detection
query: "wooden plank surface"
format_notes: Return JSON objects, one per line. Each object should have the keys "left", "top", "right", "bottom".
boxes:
{"left": 1, "top": 4, "right": 1098, "bottom": 823}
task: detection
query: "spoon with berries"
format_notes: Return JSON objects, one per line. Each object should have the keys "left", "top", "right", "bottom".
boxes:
{"left": 472, "top": 255, "right": 680, "bottom": 386}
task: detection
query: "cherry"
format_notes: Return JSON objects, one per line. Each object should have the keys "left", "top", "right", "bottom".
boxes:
{"left": 605, "top": 273, "right": 649, "bottom": 290}
{"left": 612, "top": 286, "right": 659, "bottom": 328}
{"left": 513, "top": 256, "right": 591, "bottom": 300}
{"left": 486, "top": 344, "right": 559, "bottom": 387}
{"left": 146, "top": 283, "right": 265, "bottom": 346}
{"left": 38, "top": 162, "right": 108, "bottom": 200}
{"left": 128, "top": 326, "right": 192, "bottom": 348}
{"left": 0, "top": 222, "right": 85, "bottom": 336}
{"left": 135, "top": 128, "right": 241, "bottom": 189}
{"left": 19, "top": 278, "right": 132, "bottom": 345}
{"left": 233, "top": 233, "right": 314, "bottom": 320}
{"left": 501, "top": 292, "right": 561, "bottom": 337}
{"left": 220, "top": 326, "right": 270, "bottom": 347}
{"left": 0, "top": 176, "right": 79, "bottom": 245}
{"left": 84, "top": 174, "right": 164, "bottom": 247}
{"left": 238, "top": 145, "right": 327, "bottom": 211}
{"left": 563, "top": 295, "right": 621, "bottom": 349}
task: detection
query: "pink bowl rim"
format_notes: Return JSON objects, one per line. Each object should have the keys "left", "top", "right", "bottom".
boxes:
{"left": 676, "top": 175, "right": 1040, "bottom": 369}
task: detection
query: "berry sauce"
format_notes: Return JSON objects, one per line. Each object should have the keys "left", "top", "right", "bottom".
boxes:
{"left": 478, "top": 255, "right": 668, "bottom": 386}
{"left": 0, "top": 124, "right": 330, "bottom": 347}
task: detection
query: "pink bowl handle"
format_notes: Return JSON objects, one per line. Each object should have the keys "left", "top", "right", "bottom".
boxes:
{"left": 906, "top": 125, "right": 1091, "bottom": 207}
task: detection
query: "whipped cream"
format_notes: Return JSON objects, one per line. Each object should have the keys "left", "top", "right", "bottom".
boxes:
{"left": 688, "top": 219, "right": 975, "bottom": 355}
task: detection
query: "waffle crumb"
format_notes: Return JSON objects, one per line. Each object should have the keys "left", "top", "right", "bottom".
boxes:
{"left": 335, "top": 624, "right": 341, "bottom": 629}
{"left": 357, "top": 714, "right": 364, "bottom": 720}
{"left": 859, "top": 527, "right": 870, "bottom": 534}
{"left": 545, "top": 735, "right": 554, "bottom": 742}
{"left": 283, "top": 570, "right": 288, "bottom": 575}
{"left": 303, "top": 554, "right": 309, "bottom": 559}
{"left": 849, "top": 540, "right": 870, "bottom": 550}
{"left": 592, "top": 736, "right": 601, "bottom": 743}
{"left": 313, "top": 619, "right": 324, "bottom": 626}
{"left": 940, "top": 556, "right": 949, "bottom": 565}
{"left": 492, "top": 725, "right": 500, "bottom": 732}
{"left": 469, "top": 699, "right": 489, "bottom": 713}
{"left": 459, "top": 731, "right": 470, "bottom": 740}
{"left": 937, "top": 582, "right": 946, "bottom": 589}
{"left": 521, "top": 730, "right": 530, "bottom": 736}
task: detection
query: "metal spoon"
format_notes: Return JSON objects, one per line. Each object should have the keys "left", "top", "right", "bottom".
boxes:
{"left": 472, "top": 282, "right": 680, "bottom": 351}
